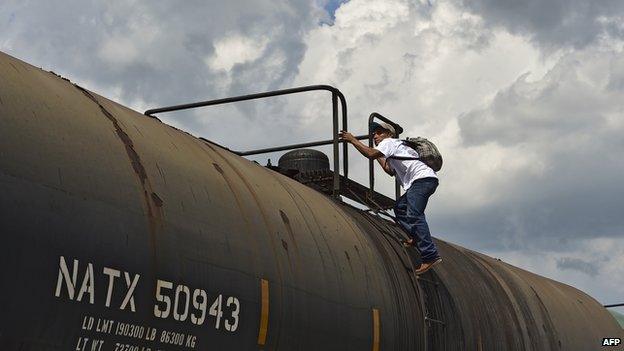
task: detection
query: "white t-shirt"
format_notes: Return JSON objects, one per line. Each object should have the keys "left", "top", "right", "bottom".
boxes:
{"left": 375, "top": 138, "right": 437, "bottom": 190}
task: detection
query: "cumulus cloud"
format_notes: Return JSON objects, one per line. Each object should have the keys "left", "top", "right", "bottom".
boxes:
{"left": 451, "top": 47, "right": 624, "bottom": 252}
{"left": 459, "top": 50, "right": 624, "bottom": 147}
{"left": 289, "top": 0, "right": 552, "bottom": 199}
{"left": 457, "top": 0, "right": 624, "bottom": 50}
{"left": 0, "top": 0, "right": 324, "bottom": 121}
{"left": 207, "top": 34, "right": 269, "bottom": 71}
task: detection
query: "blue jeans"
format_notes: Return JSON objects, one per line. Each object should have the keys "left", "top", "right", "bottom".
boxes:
{"left": 394, "top": 177, "right": 440, "bottom": 262}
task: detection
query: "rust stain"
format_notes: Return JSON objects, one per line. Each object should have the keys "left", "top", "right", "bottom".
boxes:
{"left": 74, "top": 85, "right": 164, "bottom": 253}
{"left": 272, "top": 176, "right": 333, "bottom": 283}
{"left": 205, "top": 145, "right": 285, "bottom": 274}
{"left": 47, "top": 70, "right": 71, "bottom": 83}
{"left": 151, "top": 192, "right": 164, "bottom": 207}
{"left": 529, "top": 285, "right": 559, "bottom": 349}
{"left": 76, "top": 87, "right": 149, "bottom": 184}
{"left": 208, "top": 162, "right": 247, "bottom": 254}
{"left": 277, "top": 177, "right": 339, "bottom": 270}
{"left": 155, "top": 163, "right": 167, "bottom": 185}
{"left": 213, "top": 163, "right": 224, "bottom": 173}
{"left": 279, "top": 210, "right": 300, "bottom": 252}
{"left": 279, "top": 237, "right": 295, "bottom": 267}
{"left": 201, "top": 141, "right": 287, "bottom": 340}
{"left": 344, "top": 250, "right": 354, "bottom": 275}
{"left": 228, "top": 165, "right": 287, "bottom": 262}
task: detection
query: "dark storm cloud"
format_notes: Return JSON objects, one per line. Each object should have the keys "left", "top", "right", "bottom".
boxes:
{"left": 458, "top": 69, "right": 607, "bottom": 147}
{"left": 435, "top": 169, "right": 624, "bottom": 252}
{"left": 556, "top": 257, "right": 606, "bottom": 276}
{"left": 448, "top": 51, "right": 624, "bottom": 252}
{"left": 457, "top": 0, "right": 624, "bottom": 49}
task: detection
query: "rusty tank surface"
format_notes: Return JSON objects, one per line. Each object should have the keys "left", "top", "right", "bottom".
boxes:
{"left": 0, "top": 50, "right": 621, "bottom": 351}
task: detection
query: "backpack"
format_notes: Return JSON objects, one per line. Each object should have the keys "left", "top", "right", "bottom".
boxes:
{"left": 388, "top": 137, "right": 443, "bottom": 172}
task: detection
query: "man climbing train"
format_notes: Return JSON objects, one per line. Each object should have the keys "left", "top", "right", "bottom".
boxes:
{"left": 339, "top": 121, "right": 442, "bottom": 274}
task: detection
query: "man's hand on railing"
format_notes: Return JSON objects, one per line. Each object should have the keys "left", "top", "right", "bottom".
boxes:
{"left": 340, "top": 130, "right": 385, "bottom": 161}
{"left": 339, "top": 130, "right": 357, "bottom": 143}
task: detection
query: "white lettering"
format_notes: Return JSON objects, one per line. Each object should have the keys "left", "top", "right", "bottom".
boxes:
{"left": 55, "top": 256, "right": 78, "bottom": 299}
{"left": 190, "top": 289, "right": 207, "bottom": 325}
{"left": 173, "top": 285, "right": 190, "bottom": 321}
{"left": 185, "top": 335, "right": 196, "bottom": 348}
{"left": 120, "top": 272, "right": 140, "bottom": 312}
{"left": 145, "top": 327, "right": 156, "bottom": 341}
{"left": 75, "top": 337, "right": 88, "bottom": 351}
{"left": 96, "top": 318, "right": 114, "bottom": 334}
{"left": 77, "top": 263, "right": 95, "bottom": 304}
{"left": 154, "top": 280, "right": 173, "bottom": 318}
{"left": 82, "top": 316, "right": 94, "bottom": 330}
{"left": 224, "top": 296, "right": 240, "bottom": 332}
{"left": 103, "top": 267, "right": 121, "bottom": 308}
{"left": 209, "top": 294, "right": 223, "bottom": 329}
{"left": 89, "top": 339, "right": 104, "bottom": 351}
{"left": 603, "top": 338, "right": 622, "bottom": 346}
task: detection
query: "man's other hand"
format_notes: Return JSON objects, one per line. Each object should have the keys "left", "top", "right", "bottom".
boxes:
{"left": 339, "top": 130, "right": 356, "bottom": 143}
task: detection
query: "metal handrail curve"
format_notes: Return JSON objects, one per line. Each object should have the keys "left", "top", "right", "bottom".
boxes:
{"left": 145, "top": 85, "right": 349, "bottom": 197}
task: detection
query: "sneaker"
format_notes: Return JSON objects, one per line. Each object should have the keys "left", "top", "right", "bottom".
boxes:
{"left": 415, "top": 257, "right": 442, "bottom": 275}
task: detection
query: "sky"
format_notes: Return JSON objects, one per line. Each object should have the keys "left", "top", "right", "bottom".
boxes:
{"left": 1, "top": 0, "right": 623, "bottom": 312}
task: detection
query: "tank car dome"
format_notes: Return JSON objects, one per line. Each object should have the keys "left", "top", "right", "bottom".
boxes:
{"left": 278, "top": 148, "right": 329, "bottom": 172}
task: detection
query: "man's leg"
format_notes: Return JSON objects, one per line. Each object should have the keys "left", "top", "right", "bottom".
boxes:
{"left": 393, "top": 193, "right": 410, "bottom": 234}
{"left": 405, "top": 178, "right": 439, "bottom": 262}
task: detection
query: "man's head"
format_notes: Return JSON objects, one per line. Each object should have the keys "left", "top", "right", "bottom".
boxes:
{"left": 370, "top": 121, "right": 395, "bottom": 145}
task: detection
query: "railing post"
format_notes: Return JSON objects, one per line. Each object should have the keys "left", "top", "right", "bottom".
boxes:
{"left": 394, "top": 129, "right": 401, "bottom": 201}
{"left": 332, "top": 92, "right": 340, "bottom": 198}
{"left": 368, "top": 124, "right": 375, "bottom": 196}
{"left": 341, "top": 96, "right": 348, "bottom": 179}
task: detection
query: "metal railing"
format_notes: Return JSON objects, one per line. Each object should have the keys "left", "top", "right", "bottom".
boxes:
{"left": 145, "top": 85, "right": 366, "bottom": 197}
{"left": 604, "top": 303, "right": 624, "bottom": 308}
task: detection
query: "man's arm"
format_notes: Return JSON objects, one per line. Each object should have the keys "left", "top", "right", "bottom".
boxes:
{"left": 339, "top": 131, "right": 383, "bottom": 159}
{"left": 339, "top": 131, "right": 395, "bottom": 176}
{"left": 376, "top": 157, "right": 395, "bottom": 176}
